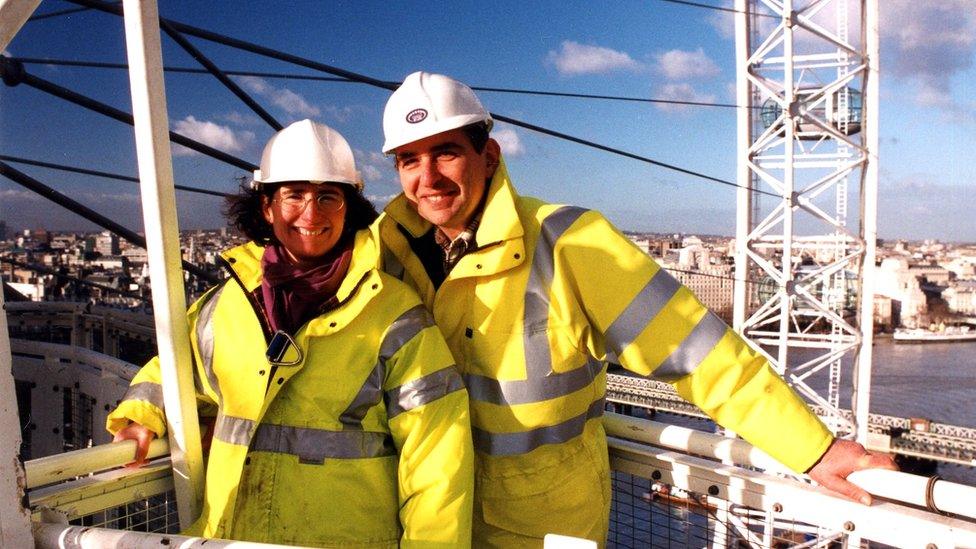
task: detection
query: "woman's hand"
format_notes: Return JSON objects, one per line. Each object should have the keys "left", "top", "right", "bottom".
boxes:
{"left": 113, "top": 422, "right": 157, "bottom": 467}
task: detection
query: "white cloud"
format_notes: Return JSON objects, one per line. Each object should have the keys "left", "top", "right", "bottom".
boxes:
{"left": 360, "top": 164, "right": 383, "bottom": 182}
{"left": 237, "top": 75, "right": 272, "bottom": 95}
{"left": 492, "top": 127, "right": 524, "bottom": 156}
{"left": 220, "top": 111, "right": 260, "bottom": 126}
{"left": 323, "top": 105, "right": 366, "bottom": 124}
{"left": 235, "top": 75, "right": 320, "bottom": 117}
{"left": 879, "top": 175, "right": 976, "bottom": 240}
{"left": 705, "top": 1, "right": 735, "bottom": 40}
{"left": 0, "top": 189, "right": 40, "bottom": 200}
{"left": 653, "top": 83, "right": 717, "bottom": 113}
{"left": 354, "top": 150, "right": 393, "bottom": 183}
{"left": 80, "top": 192, "right": 142, "bottom": 203}
{"left": 171, "top": 116, "right": 253, "bottom": 156}
{"left": 366, "top": 193, "right": 399, "bottom": 205}
{"left": 881, "top": 1, "right": 975, "bottom": 114}
{"left": 547, "top": 40, "right": 641, "bottom": 76}
{"left": 655, "top": 48, "right": 720, "bottom": 81}
{"left": 270, "top": 88, "right": 320, "bottom": 117}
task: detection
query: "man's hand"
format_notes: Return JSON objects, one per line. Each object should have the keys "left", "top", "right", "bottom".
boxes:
{"left": 113, "top": 422, "right": 157, "bottom": 468}
{"left": 808, "top": 439, "right": 897, "bottom": 505}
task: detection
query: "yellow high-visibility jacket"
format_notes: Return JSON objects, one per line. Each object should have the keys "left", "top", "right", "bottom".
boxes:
{"left": 378, "top": 159, "right": 833, "bottom": 545}
{"left": 107, "top": 230, "right": 474, "bottom": 548}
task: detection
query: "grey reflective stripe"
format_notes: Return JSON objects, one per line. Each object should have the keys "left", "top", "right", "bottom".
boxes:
{"left": 380, "top": 305, "right": 434, "bottom": 360}
{"left": 463, "top": 206, "right": 603, "bottom": 407}
{"left": 463, "top": 358, "right": 604, "bottom": 406}
{"left": 213, "top": 413, "right": 256, "bottom": 446}
{"left": 251, "top": 424, "right": 395, "bottom": 463}
{"left": 472, "top": 397, "right": 605, "bottom": 456}
{"left": 604, "top": 268, "right": 682, "bottom": 360}
{"left": 652, "top": 311, "right": 729, "bottom": 381}
{"left": 338, "top": 305, "right": 435, "bottom": 429}
{"left": 523, "top": 206, "right": 588, "bottom": 379}
{"left": 339, "top": 362, "right": 383, "bottom": 429}
{"left": 386, "top": 367, "right": 465, "bottom": 419}
{"left": 121, "top": 382, "right": 163, "bottom": 409}
{"left": 195, "top": 285, "right": 225, "bottom": 402}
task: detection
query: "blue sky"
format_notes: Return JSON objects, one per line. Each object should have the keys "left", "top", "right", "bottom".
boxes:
{"left": 1, "top": 0, "right": 974, "bottom": 241}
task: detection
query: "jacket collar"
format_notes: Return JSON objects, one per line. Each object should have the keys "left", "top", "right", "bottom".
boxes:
{"left": 220, "top": 229, "right": 382, "bottom": 322}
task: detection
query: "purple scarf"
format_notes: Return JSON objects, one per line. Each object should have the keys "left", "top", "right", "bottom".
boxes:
{"left": 258, "top": 239, "right": 353, "bottom": 335}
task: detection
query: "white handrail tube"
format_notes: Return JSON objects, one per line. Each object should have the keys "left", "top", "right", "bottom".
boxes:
{"left": 33, "top": 523, "right": 313, "bottom": 549}
{"left": 24, "top": 439, "right": 170, "bottom": 489}
{"left": 603, "top": 412, "right": 976, "bottom": 520}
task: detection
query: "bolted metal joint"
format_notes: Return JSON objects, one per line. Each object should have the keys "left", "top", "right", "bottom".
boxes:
{"left": 785, "top": 10, "right": 797, "bottom": 28}
{"left": 0, "top": 56, "right": 26, "bottom": 87}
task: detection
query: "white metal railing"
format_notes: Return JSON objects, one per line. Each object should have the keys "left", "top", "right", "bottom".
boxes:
{"left": 609, "top": 439, "right": 976, "bottom": 548}
{"left": 10, "top": 339, "right": 140, "bottom": 382}
{"left": 11, "top": 332, "right": 976, "bottom": 545}
{"left": 22, "top": 412, "right": 976, "bottom": 548}
{"left": 10, "top": 337, "right": 138, "bottom": 458}
{"left": 33, "top": 523, "right": 307, "bottom": 549}
{"left": 5, "top": 301, "right": 155, "bottom": 332}
{"left": 604, "top": 412, "right": 976, "bottom": 522}
{"left": 25, "top": 439, "right": 169, "bottom": 490}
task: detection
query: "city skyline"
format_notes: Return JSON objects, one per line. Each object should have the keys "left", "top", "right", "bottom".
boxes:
{"left": 1, "top": 1, "right": 974, "bottom": 240}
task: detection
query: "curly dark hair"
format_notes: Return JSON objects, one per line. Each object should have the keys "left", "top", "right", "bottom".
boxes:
{"left": 224, "top": 182, "right": 379, "bottom": 245}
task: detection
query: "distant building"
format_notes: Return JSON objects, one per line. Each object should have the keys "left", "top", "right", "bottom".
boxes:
{"left": 627, "top": 235, "right": 651, "bottom": 255}
{"left": 910, "top": 263, "right": 951, "bottom": 286}
{"left": 95, "top": 231, "right": 120, "bottom": 257}
{"left": 90, "top": 256, "right": 127, "bottom": 270}
{"left": 875, "top": 257, "right": 927, "bottom": 327}
{"left": 943, "top": 282, "right": 976, "bottom": 315}
{"left": 122, "top": 247, "right": 149, "bottom": 265}
{"left": 873, "top": 295, "right": 893, "bottom": 331}
{"left": 7, "top": 281, "right": 44, "bottom": 301}
{"left": 941, "top": 257, "right": 976, "bottom": 280}
{"left": 34, "top": 228, "right": 51, "bottom": 246}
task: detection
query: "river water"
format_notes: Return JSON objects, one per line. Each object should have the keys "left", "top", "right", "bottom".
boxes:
{"left": 792, "top": 336, "right": 976, "bottom": 427}
{"left": 790, "top": 336, "right": 976, "bottom": 484}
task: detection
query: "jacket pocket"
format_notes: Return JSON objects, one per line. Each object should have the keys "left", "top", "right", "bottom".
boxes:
{"left": 479, "top": 441, "right": 609, "bottom": 539}
{"left": 268, "top": 454, "right": 401, "bottom": 545}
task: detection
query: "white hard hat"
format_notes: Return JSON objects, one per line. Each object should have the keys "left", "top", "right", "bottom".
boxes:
{"left": 382, "top": 71, "right": 493, "bottom": 154}
{"left": 252, "top": 119, "right": 362, "bottom": 189}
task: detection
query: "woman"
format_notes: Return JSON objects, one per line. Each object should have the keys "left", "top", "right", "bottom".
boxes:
{"left": 108, "top": 120, "right": 473, "bottom": 547}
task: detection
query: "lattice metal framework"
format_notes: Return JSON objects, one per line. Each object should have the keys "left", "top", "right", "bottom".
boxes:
{"left": 733, "top": 0, "right": 879, "bottom": 441}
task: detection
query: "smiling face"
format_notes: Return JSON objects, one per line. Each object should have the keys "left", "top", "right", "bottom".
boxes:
{"left": 393, "top": 128, "right": 500, "bottom": 240}
{"left": 262, "top": 182, "right": 346, "bottom": 265}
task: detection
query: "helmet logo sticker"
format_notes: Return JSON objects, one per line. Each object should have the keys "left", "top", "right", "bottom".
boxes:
{"left": 406, "top": 108, "right": 428, "bottom": 124}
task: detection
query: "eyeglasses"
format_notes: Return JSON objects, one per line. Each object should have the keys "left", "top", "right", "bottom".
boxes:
{"left": 273, "top": 190, "right": 345, "bottom": 214}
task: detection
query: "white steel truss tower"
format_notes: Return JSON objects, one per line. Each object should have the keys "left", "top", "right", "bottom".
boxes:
{"left": 733, "top": 0, "right": 880, "bottom": 442}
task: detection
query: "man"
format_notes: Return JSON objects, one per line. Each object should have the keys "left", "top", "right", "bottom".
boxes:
{"left": 376, "top": 71, "right": 895, "bottom": 547}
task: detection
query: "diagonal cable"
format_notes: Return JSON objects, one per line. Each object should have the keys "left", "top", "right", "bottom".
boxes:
{"left": 0, "top": 155, "right": 230, "bottom": 197}
{"left": 66, "top": 0, "right": 769, "bottom": 196}
{"left": 0, "top": 56, "right": 257, "bottom": 173}
{"left": 159, "top": 21, "right": 282, "bottom": 130}
{"left": 14, "top": 58, "right": 750, "bottom": 109}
